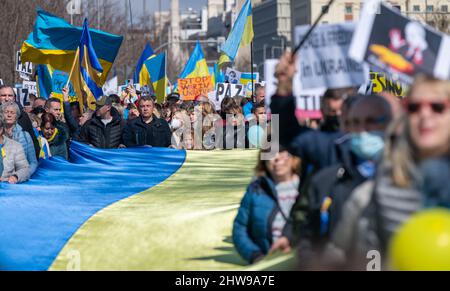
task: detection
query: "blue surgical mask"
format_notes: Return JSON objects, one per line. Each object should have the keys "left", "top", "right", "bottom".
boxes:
{"left": 351, "top": 131, "right": 385, "bottom": 161}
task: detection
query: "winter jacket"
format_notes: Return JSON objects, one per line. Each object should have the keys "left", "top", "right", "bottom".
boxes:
{"left": 122, "top": 115, "right": 172, "bottom": 148}
{"left": 18, "top": 108, "right": 40, "bottom": 159}
{"left": 79, "top": 108, "right": 124, "bottom": 149}
{"left": 233, "top": 176, "right": 292, "bottom": 263}
{"left": 287, "top": 139, "right": 368, "bottom": 247}
{"left": 47, "top": 124, "right": 70, "bottom": 160}
{"left": 63, "top": 101, "right": 81, "bottom": 140}
{"left": 11, "top": 124, "right": 38, "bottom": 177}
{"left": 0, "top": 136, "right": 30, "bottom": 183}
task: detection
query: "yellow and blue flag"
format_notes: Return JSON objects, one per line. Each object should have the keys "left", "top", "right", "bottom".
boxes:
{"left": 21, "top": 10, "right": 122, "bottom": 85}
{"left": 218, "top": 0, "right": 254, "bottom": 68}
{"left": 144, "top": 52, "right": 167, "bottom": 104}
{"left": 179, "top": 41, "right": 210, "bottom": 79}
{"left": 36, "top": 64, "right": 77, "bottom": 99}
{"left": 68, "top": 19, "right": 105, "bottom": 110}
{"left": 134, "top": 43, "right": 155, "bottom": 87}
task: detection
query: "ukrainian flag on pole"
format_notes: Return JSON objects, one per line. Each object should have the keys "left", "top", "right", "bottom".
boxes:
{"left": 218, "top": 0, "right": 254, "bottom": 68}
{"left": 21, "top": 10, "right": 122, "bottom": 85}
{"left": 179, "top": 41, "right": 210, "bottom": 79}
{"left": 134, "top": 43, "right": 155, "bottom": 87}
{"left": 67, "top": 19, "right": 105, "bottom": 110}
{"left": 144, "top": 52, "right": 167, "bottom": 104}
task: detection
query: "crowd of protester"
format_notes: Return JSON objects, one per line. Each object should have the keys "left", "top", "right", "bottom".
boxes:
{"left": 0, "top": 82, "right": 268, "bottom": 184}
{"left": 232, "top": 52, "right": 450, "bottom": 270}
{"left": 1, "top": 50, "right": 449, "bottom": 270}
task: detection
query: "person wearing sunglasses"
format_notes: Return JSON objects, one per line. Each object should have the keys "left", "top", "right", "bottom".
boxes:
{"left": 332, "top": 75, "right": 450, "bottom": 269}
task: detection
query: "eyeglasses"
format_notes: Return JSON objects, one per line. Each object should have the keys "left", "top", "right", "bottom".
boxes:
{"left": 404, "top": 100, "right": 450, "bottom": 115}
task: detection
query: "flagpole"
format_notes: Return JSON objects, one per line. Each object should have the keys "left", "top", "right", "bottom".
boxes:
{"left": 250, "top": 41, "right": 254, "bottom": 102}
{"left": 66, "top": 49, "right": 80, "bottom": 88}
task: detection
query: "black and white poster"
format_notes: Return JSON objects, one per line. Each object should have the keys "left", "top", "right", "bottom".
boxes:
{"left": 349, "top": 0, "right": 450, "bottom": 84}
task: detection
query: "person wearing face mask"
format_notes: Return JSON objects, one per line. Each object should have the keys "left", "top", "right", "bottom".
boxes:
{"left": 271, "top": 94, "right": 393, "bottom": 260}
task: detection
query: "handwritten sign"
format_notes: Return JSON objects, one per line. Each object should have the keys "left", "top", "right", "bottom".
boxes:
{"left": 178, "top": 76, "right": 212, "bottom": 101}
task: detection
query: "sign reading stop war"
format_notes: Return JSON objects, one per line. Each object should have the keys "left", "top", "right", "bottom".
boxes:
{"left": 178, "top": 76, "right": 212, "bottom": 101}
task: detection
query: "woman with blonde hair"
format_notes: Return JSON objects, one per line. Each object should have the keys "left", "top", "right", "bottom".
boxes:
{"left": 233, "top": 147, "right": 301, "bottom": 263}
{"left": 369, "top": 75, "right": 450, "bottom": 250}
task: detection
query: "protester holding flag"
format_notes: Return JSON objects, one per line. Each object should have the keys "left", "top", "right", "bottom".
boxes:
{"left": 0, "top": 116, "right": 30, "bottom": 184}
{"left": 79, "top": 96, "right": 125, "bottom": 149}
{"left": 1, "top": 102, "right": 38, "bottom": 177}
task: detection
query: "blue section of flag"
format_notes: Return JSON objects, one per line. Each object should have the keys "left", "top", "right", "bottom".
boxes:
{"left": 134, "top": 43, "right": 155, "bottom": 83}
{"left": 0, "top": 142, "right": 186, "bottom": 270}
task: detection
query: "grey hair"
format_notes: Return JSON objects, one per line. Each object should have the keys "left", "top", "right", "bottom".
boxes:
{"left": 0, "top": 114, "right": 6, "bottom": 131}
{"left": 0, "top": 101, "right": 20, "bottom": 122}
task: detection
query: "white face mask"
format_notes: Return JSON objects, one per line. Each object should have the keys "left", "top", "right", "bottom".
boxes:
{"left": 170, "top": 118, "right": 183, "bottom": 130}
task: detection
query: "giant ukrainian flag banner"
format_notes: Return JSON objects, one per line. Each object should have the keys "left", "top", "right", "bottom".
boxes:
{"left": 21, "top": 10, "right": 122, "bottom": 86}
{"left": 144, "top": 52, "right": 167, "bottom": 104}
{"left": 218, "top": 0, "right": 254, "bottom": 68}
{"left": 67, "top": 19, "right": 105, "bottom": 109}
{"left": 134, "top": 43, "right": 155, "bottom": 87}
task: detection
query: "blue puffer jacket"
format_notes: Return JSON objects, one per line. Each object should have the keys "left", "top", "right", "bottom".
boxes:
{"left": 233, "top": 176, "right": 281, "bottom": 263}
{"left": 12, "top": 124, "right": 38, "bottom": 177}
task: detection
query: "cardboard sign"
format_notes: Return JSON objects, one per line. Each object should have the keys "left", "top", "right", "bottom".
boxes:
{"left": 225, "top": 68, "right": 242, "bottom": 84}
{"left": 51, "top": 70, "right": 77, "bottom": 99}
{"left": 295, "top": 23, "right": 366, "bottom": 90}
{"left": 349, "top": 0, "right": 450, "bottom": 84}
{"left": 16, "top": 51, "right": 33, "bottom": 75}
{"left": 178, "top": 76, "right": 212, "bottom": 101}
{"left": 14, "top": 84, "right": 30, "bottom": 107}
{"left": 22, "top": 81, "right": 37, "bottom": 96}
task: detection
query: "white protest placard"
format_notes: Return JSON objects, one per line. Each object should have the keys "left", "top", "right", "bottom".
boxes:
{"left": 225, "top": 68, "right": 242, "bottom": 84}
{"left": 295, "top": 23, "right": 366, "bottom": 90}
{"left": 0, "top": 79, "right": 3, "bottom": 86}
{"left": 102, "top": 76, "right": 118, "bottom": 95}
{"left": 16, "top": 51, "right": 33, "bottom": 76}
{"left": 14, "top": 84, "right": 31, "bottom": 107}
{"left": 349, "top": 0, "right": 450, "bottom": 84}
{"left": 210, "top": 83, "right": 246, "bottom": 110}
{"left": 264, "top": 58, "right": 325, "bottom": 119}
{"left": 22, "top": 81, "right": 37, "bottom": 96}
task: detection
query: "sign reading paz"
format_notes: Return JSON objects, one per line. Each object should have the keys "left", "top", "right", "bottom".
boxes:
{"left": 178, "top": 76, "right": 212, "bottom": 101}
{"left": 16, "top": 51, "right": 33, "bottom": 75}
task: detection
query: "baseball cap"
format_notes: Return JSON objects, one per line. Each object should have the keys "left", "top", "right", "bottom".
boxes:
{"left": 95, "top": 96, "right": 113, "bottom": 107}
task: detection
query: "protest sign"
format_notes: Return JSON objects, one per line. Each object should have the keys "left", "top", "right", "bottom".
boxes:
{"left": 14, "top": 84, "right": 30, "bottom": 107}
{"left": 0, "top": 79, "right": 3, "bottom": 86}
{"left": 210, "top": 83, "right": 246, "bottom": 111}
{"left": 178, "top": 76, "right": 212, "bottom": 101}
{"left": 102, "top": 76, "right": 118, "bottom": 96}
{"left": 22, "top": 81, "right": 37, "bottom": 96}
{"left": 51, "top": 70, "right": 77, "bottom": 100}
{"left": 225, "top": 68, "right": 242, "bottom": 84}
{"left": 369, "top": 71, "right": 407, "bottom": 97}
{"left": 16, "top": 51, "right": 33, "bottom": 76}
{"left": 265, "top": 59, "right": 325, "bottom": 119}
{"left": 349, "top": 0, "right": 450, "bottom": 84}
{"left": 294, "top": 23, "right": 366, "bottom": 90}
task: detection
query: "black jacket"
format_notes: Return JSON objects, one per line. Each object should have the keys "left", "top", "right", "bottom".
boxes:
{"left": 287, "top": 139, "right": 368, "bottom": 247}
{"left": 63, "top": 101, "right": 81, "bottom": 140}
{"left": 79, "top": 108, "right": 124, "bottom": 149}
{"left": 122, "top": 115, "right": 172, "bottom": 148}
